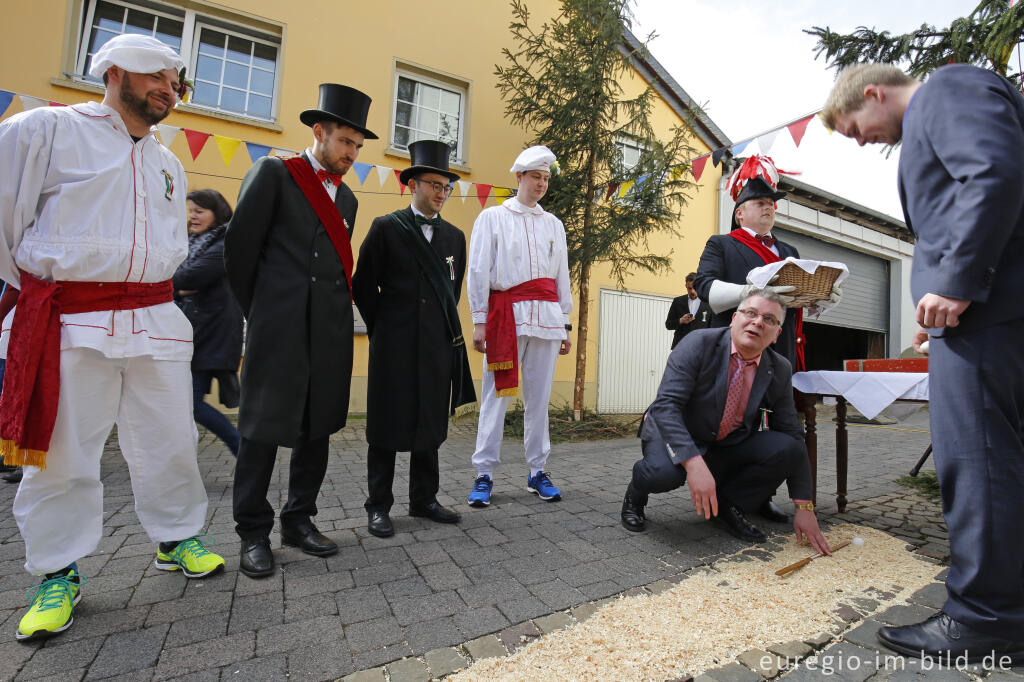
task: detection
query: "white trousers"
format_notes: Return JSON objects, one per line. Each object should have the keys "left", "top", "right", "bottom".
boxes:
{"left": 14, "top": 347, "right": 207, "bottom": 575}
{"left": 472, "top": 336, "right": 560, "bottom": 476}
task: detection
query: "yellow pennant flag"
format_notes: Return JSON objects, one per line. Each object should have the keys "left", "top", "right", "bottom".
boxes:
{"left": 493, "top": 187, "right": 514, "bottom": 203}
{"left": 214, "top": 135, "right": 243, "bottom": 167}
{"left": 618, "top": 180, "right": 635, "bottom": 198}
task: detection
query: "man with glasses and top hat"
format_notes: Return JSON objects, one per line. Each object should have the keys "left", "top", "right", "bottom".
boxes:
{"left": 352, "top": 140, "right": 475, "bottom": 538}
{"left": 620, "top": 289, "right": 830, "bottom": 552}
{"left": 0, "top": 34, "right": 224, "bottom": 642}
{"left": 465, "top": 146, "right": 573, "bottom": 508}
{"left": 225, "top": 83, "right": 375, "bottom": 578}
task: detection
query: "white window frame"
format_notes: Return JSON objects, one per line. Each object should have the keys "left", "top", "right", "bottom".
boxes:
{"left": 74, "top": 0, "right": 281, "bottom": 123}
{"left": 613, "top": 136, "right": 650, "bottom": 202}
{"left": 390, "top": 68, "right": 468, "bottom": 165}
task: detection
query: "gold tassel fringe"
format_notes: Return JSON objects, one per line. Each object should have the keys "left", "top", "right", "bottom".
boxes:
{"left": 487, "top": 361, "right": 514, "bottom": 371}
{"left": 0, "top": 439, "right": 47, "bottom": 469}
{"left": 495, "top": 387, "right": 519, "bottom": 398}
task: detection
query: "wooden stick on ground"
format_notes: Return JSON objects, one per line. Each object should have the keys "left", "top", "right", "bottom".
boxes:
{"left": 776, "top": 540, "right": 852, "bottom": 577}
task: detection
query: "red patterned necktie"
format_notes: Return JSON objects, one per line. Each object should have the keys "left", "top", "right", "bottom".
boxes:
{"left": 756, "top": 234, "right": 775, "bottom": 248}
{"left": 718, "top": 354, "right": 756, "bottom": 440}
{"left": 316, "top": 168, "right": 343, "bottom": 187}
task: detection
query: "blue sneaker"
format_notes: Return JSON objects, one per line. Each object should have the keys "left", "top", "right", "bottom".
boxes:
{"left": 467, "top": 475, "right": 493, "bottom": 507}
{"left": 527, "top": 471, "right": 562, "bottom": 501}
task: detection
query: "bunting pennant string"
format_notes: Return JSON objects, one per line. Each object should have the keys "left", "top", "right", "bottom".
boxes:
{"left": 0, "top": 90, "right": 14, "bottom": 118}
{"left": 757, "top": 128, "right": 780, "bottom": 154}
{"left": 730, "top": 140, "right": 750, "bottom": 156}
{"left": 787, "top": 115, "right": 813, "bottom": 147}
{"left": 183, "top": 129, "right": 211, "bottom": 161}
{"left": 475, "top": 183, "right": 492, "bottom": 208}
{"left": 393, "top": 169, "right": 406, "bottom": 195}
{"left": 352, "top": 161, "right": 372, "bottom": 185}
{"left": 456, "top": 180, "right": 472, "bottom": 203}
{"left": 245, "top": 142, "right": 272, "bottom": 163}
{"left": 690, "top": 155, "right": 708, "bottom": 183}
{"left": 18, "top": 95, "right": 46, "bottom": 111}
{"left": 375, "top": 165, "right": 391, "bottom": 188}
{"left": 605, "top": 183, "right": 619, "bottom": 200}
{"left": 156, "top": 124, "right": 180, "bottom": 147}
{"left": 213, "top": 134, "right": 242, "bottom": 167}
{"left": 493, "top": 187, "right": 514, "bottom": 203}
{"left": 617, "top": 180, "right": 635, "bottom": 198}
{"left": 711, "top": 148, "right": 727, "bottom": 167}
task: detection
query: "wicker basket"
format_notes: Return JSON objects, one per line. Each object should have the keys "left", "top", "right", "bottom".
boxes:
{"left": 772, "top": 262, "right": 843, "bottom": 308}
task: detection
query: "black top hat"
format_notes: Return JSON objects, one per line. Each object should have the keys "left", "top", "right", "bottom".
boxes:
{"left": 731, "top": 178, "right": 786, "bottom": 230}
{"left": 399, "top": 140, "right": 460, "bottom": 185}
{"left": 300, "top": 83, "right": 378, "bottom": 139}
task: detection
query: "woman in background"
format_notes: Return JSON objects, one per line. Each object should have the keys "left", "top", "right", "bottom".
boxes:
{"left": 174, "top": 189, "right": 243, "bottom": 456}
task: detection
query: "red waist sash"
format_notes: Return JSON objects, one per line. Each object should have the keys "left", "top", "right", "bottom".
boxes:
{"left": 486, "top": 278, "right": 559, "bottom": 397}
{"left": 0, "top": 271, "right": 173, "bottom": 468}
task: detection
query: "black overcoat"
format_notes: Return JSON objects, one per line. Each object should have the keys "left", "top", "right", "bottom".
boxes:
{"left": 693, "top": 232, "right": 800, "bottom": 366}
{"left": 352, "top": 207, "right": 467, "bottom": 451}
{"left": 224, "top": 153, "right": 356, "bottom": 445}
{"left": 173, "top": 226, "right": 244, "bottom": 371}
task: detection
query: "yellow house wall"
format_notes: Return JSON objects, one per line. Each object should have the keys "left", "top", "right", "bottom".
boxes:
{"left": 0, "top": 0, "right": 721, "bottom": 413}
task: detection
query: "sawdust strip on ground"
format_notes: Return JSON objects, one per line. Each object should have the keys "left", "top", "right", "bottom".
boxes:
{"left": 452, "top": 524, "right": 942, "bottom": 682}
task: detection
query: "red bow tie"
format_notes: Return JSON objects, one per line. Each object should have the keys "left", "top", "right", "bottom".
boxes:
{"left": 316, "top": 168, "right": 343, "bottom": 187}
{"left": 757, "top": 234, "right": 775, "bottom": 248}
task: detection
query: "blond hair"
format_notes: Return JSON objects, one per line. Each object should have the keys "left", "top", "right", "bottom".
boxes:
{"left": 822, "top": 64, "right": 917, "bottom": 129}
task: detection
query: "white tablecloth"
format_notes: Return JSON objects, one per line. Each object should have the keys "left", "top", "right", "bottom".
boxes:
{"left": 792, "top": 371, "right": 929, "bottom": 420}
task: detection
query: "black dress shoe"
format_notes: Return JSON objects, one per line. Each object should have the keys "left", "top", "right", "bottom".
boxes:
{"left": 409, "top": 501, "right": 461, "bottom": 524}
{"left": 2, "top": 467, "right": 23, "bottom": 483}
{"left": 878, "top": 612, "right": 1024, "bottom": 663}
{"left": 620, "top": 485, "right": 647, "bottom": 532}
{"left": 714, "top": 505, "right": 766, "bottom": 543}
{"left": 757, "top": 499, "right": 790, "bottom": 523}
{"left": 367, "top": 510, "right": 395, "bottom": 537}
{"left": 239, "top": 538, "right": 274, "bottom": 578}
{"left": 281, "top": 522, "right": 338, "bottom": 557}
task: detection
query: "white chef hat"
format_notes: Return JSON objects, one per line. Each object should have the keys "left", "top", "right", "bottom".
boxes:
{"left": 510, "top": 145, "right": 558, "bottom": 174}
{"left": 88, "top": 34, "right": 184, "bottom": 80}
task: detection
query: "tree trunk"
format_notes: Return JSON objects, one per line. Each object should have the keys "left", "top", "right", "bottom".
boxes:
{"left": 572, "top": 261, "right": 591, "bottom": 421}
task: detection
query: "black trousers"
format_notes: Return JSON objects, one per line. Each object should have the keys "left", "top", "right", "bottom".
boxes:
{"left": 630, "top": 430, "right": 806, "bottom": 512}
{"left": 233, "top": 434, "right": 329, "bottom": 541}
{"left": 364, "top": 445, "right": 439, "bottom": 513}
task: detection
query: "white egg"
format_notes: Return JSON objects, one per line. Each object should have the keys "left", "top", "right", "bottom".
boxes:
{"left": 852, "top": 536, "right": 865, "bottom": 547}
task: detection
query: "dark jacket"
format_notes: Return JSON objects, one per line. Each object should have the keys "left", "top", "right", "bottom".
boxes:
{"left": 899, "top": 64, "right": 1024, "bottom": 335}
{"left": 665, "top": 294, "right": 711, "bottom": 349}
{"left": 173, "top": 226, "right": 243, "bottom": 371}
{"left": 693, "top": 232, "right": 800, "bottom": 365}
{"left": 224, "top": 153, "right": 356, "bottom": 445}
{"left": 641, "top": 327, "right": 810, "bottom": 499}
{"left": 352, "top": 208, "right": 467, "bottom": 451}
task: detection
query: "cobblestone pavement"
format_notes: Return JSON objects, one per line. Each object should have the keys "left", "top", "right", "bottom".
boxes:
{"left": 0, "top": 406, "right": 1019, "bottom": 681}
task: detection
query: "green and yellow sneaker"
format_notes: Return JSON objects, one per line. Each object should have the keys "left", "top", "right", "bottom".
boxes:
{"left": 16, "top": 565, "right": 84, "bottom": 642}
{"left": 154, "top": 535, "right": 225, "bottom": 578}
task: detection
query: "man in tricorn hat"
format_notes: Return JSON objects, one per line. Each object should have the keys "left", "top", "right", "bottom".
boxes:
{"left": 0, "top": 34, "right": 224, "bottom": 642}
{"left": 352, "top": 140, "right": 475, "bottom": 538}
{"left": 225, "top": 83, "right": 376, "bottom": 578}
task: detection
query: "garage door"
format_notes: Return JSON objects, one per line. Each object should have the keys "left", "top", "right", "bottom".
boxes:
{"left": 774, "top": 229, "right": 889, "bottom": 332}
{"left": 597, "top": 289, "right": 674, "bottom": 413}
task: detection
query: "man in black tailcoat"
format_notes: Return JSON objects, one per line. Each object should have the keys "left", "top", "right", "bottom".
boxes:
{"left": 225, "top": 83, "right": 376, "bottom": 578}
{"left": 353, "top": 140, "right": 474, "bottom": 538}
{"left": 665, "top": 272, "right": 711, "bottom": 350}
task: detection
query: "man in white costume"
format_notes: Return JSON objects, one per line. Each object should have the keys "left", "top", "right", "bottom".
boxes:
{"left": 0, "top": 34, "right": 223, "bottom": 643}
{"left": 466, "top": 146, "right": 573, "bottom": 507}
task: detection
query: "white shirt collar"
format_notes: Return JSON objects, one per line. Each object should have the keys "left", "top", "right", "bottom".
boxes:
{"left": 410, "top": 204, "right": 438, "bottom": 220}
{"left": 740, "top": 226, "right": 772, "bottom": 240}
{"left": 502, "top": 196, "right": 544, "bottom": 216}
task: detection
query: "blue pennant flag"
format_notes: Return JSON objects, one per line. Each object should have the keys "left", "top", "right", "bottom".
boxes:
{"left": 731, "top": 140, "right": 750, "bottom": 156}
{"left": 711, "top": 148, "right": 727, "bottom": 167}
{"left": 0, "top": 90, "right": 13, "bottom": 118}
{"left": 245, "top": 142, "right": 272, "bottom": 163}
{"left": 352, "top": 162, "right": 372, "bottom": 185}
{"left": 634, "top": 173, "right": 650, "bottom": 188}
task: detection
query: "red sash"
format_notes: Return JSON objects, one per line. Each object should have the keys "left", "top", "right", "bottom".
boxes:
{"left": 486, "top": 278, "right": 560, "bottom": 397}
{"left": 0, "top": 271, "right": 173, "bottom": 468}
{"left": 729, "top": 230, "right": 805, "bottom": 371}
{"left": 282, "top": 156, "right": 354, "bottom": 300}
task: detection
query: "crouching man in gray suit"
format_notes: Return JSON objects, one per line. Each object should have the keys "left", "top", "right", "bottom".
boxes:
{"left": 621, "top": 290, "right": 830, "bottom": 555}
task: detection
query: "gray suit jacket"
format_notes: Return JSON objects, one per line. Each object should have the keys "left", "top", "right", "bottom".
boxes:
{"left": 899, "top": 64, "right": 1024, "bottom": 335}
{"left": 642, "top": 327, "right": 810, "bottom": 496}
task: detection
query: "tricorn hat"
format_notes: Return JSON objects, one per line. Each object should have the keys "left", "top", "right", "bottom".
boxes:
{"left": 399, "top": 140, "right": 460, "bottom": 185}
{"left": 300, "top": 83, "right": 378, "bottom": 139}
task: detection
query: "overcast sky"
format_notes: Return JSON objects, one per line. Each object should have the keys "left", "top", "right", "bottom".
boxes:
{"left": 631, "top": 0, "right": 984, "bottom": 220}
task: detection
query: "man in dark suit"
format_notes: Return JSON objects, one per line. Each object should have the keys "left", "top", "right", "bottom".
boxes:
{"left": 352, "top": 140, "right": 474, "bottom": 538}
{"left": 665, "top": 272, "right": 711, "bottom": 350}
{"left": 621, "top": 290, "right": 830, "bottom": 554}
{"left": 825, "top": 63, "right": 1024, "bottom": 662}
{"left": 225, "top": 83, "right": 376, "bottom": 578}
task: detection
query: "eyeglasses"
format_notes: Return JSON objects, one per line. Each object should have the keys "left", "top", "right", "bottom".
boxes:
{"left": 737, "top": 308, "right": 781, "bottom": 327}
{"left": 414, "top": 178, "right": 453, "bottom": 195}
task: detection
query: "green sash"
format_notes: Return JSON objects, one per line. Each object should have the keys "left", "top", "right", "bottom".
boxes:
{"left": 388, "top": 210, "right": 476, "bottom": 413}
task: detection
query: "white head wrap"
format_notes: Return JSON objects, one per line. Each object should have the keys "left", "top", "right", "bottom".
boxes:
{"left": 88, "top": 34, "right": 184, "bottom": 79}
{"left": 510, "top": 145, "right": 558, "bottom": 174}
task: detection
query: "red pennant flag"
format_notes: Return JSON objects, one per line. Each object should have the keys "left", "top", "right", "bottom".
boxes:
{"left": 393, "top": 169, "right": 406, "bottom": 195}
{"left": 787, "top": 116, "right": 813, "bottom": 147}
{"left": 605, "top": 183, "right": 619, "bottom": 201}
{"left": 48, "top": 101, "right": 65, "bottom": 107}
{"left": 184, "top": 129, "right": 211, "bottom": 161}
{"left": 691, "top": 155, "right": 708, "bottom": 182}
{"left": 475, "top": 183, "right": 492, "bottom": 208}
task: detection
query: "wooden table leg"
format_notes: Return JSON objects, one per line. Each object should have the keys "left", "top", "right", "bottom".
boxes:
{"left": 836, "top": 396, "right": 848, "bottom": 513}
{"left": 797, "top": 390, "right": 818, "bottom": 506}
